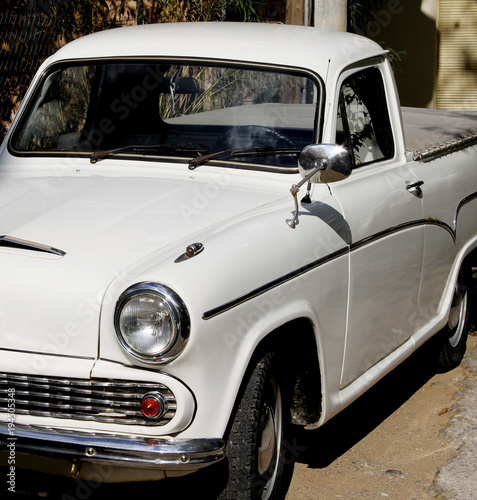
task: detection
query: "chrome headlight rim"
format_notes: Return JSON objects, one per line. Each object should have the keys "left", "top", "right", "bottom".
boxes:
{"left": 114, "top": 282, "right": 190, "bottom": 364}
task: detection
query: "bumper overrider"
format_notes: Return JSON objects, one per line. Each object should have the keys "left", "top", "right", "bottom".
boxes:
{"left": 0, "top": 423, "right": 224, "bottom": 471}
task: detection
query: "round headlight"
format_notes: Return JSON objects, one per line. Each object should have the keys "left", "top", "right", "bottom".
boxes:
{"left": 114, "top": 283, "right": 190, "bottom": 363}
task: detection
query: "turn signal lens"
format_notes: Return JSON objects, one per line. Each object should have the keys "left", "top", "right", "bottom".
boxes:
{"left": 141, "top": 394, "right": 165, "bottom": 419}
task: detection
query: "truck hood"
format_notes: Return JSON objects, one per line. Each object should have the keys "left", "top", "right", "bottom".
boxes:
{"left": 0, "top": 170, "right": 288, "bottom": 365}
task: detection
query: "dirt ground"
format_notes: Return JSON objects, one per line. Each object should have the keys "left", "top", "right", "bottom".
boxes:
{"left": 285, "top": 334, "right": 477, "bottom": 500}
{"left": 5, "top": 335, "right": 476, "bottom": 500}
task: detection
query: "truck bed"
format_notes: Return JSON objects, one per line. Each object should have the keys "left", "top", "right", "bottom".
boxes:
{"left": 402, "top": 107, "right": 477, "bottom": 160}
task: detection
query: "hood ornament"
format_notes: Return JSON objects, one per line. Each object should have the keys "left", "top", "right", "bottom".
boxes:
{"left": 174, "top": 242, "right": 204, "bottom": 263}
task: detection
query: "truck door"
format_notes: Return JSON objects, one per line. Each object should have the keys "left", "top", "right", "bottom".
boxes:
{"left": 328, "top": 65, "right": 425, "bottom": 389}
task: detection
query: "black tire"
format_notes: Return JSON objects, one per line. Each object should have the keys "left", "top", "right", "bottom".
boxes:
{"left": 217, "top": 352, "right": 293, "bottom": 500}
{"left": 436, "top": 264, "right": 473, "bottom": 371}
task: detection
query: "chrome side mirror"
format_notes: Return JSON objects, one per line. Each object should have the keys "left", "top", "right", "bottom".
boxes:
{"left": 286, "top": 144, "right": 352, "bottom": 228}
{"left": 298, "top": 144, "right": 352, "bottom": 184}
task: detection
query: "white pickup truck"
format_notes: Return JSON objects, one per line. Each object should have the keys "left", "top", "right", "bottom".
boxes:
{"left": 1, "top": 22, "right": 477, "bottom": 500}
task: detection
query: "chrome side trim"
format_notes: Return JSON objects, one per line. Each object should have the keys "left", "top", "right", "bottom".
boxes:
{"left": 350, "top": 219, "right": 456, "bottom": 251}
{"left": 202, "top": 247, "right": 348, "bottom": 320}
{"left": 202, "top": 217, "right": 459, "bottom": 320}
{"left": 0, "top": 423, "right": 224, "bottom": 470}
{"left": 0, "top": 235, "right": 66, "bottom": 256}
{"left": 425, "top": 219, "right": 456, "bottom": 241}
{"left": 203, "top": 189, "right": 477, "bottom": 321}
{"left": 455, "top": 191, "right": 477, "bottom": 230}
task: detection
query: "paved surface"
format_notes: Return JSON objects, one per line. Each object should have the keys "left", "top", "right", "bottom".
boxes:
{"left": 431, "top": 338, "right": 477, "bottom": 499}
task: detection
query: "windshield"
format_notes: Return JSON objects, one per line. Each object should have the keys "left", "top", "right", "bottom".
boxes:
{"left": 10, "top": 60, "right": 320, "bottom": 169}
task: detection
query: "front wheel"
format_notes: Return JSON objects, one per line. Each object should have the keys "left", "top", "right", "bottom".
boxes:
{"left": 436, "top": 264, "right": 473, "bottom": 371}
{"left": 217, "top": 352, "right": 293, "bottom": 500}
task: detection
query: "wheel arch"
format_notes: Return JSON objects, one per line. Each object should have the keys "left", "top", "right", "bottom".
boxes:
{"left": 229, "top": 317, "right": 324, "bottom": 434}
{"left": 449, "top": 243, "right": 477, "bottom": 314}
{"left": 460, "top": 247, "right": 477, "bottom": 325}
{"left": 437, "top": 240, "right": 477, "bottom": 324}
{"left": 463, "top": 244, "right": 477, "bottom": 270}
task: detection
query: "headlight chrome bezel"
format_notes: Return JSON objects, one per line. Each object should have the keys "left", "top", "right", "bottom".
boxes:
{"left": 114, "top": 282, "right": 190, "bottom": 364}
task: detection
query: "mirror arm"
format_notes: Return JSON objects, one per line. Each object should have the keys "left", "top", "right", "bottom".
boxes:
{"left": 286, "top": 160, "right": 328, "bottom": 229}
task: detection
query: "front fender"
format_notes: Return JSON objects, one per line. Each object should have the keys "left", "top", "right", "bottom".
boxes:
{"left": 98, "top": 185, "right": 350, "bottom": 438}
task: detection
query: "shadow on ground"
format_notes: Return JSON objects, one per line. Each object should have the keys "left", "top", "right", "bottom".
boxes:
{"left": 292, "top": 339, "right": 442, "bottom": 470}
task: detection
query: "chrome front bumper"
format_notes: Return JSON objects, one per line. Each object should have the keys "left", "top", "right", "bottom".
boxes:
{"left": 0, "top": 423, "right": 224, "bottom": 471}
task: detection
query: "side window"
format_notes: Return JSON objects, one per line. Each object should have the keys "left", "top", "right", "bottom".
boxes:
{"left": 336, "top": 67, "right": 394, "bottom": 167}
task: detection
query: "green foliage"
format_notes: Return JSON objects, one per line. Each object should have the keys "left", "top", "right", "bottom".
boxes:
{"left": 348, "top": 0, "right": 406, "bottom": 69}
{"left": 231, "top": 0, "right": 261, "bottom": 22}
{"left": 348, "top": 0, "right": 383, "bottom": 32}
{"left": 379, "top": 42, "right": 407, "bottom": 68}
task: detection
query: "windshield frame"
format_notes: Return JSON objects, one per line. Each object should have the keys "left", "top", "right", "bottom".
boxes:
{"left": 8, "top": 57, "right": 325, "bottom": 173}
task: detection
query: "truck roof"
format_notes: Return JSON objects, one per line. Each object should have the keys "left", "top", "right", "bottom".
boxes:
{"left": 48, "top": 22, "right": 386, "bottom": 78}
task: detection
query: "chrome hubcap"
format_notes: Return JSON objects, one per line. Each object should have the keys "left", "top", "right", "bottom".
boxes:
{"left": 258, "top": 405, "right": 276, "bottom": 475}
{"left": 257, "top": 379, "right": 282, "bottom": 500}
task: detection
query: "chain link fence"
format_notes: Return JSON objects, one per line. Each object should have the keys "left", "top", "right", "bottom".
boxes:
{"left": 0, "top": 1, "right": 287, "bottom": 144}
{"left": 0, "top": 8, "right": 140, "bottom": 143}
{"left": 0, "top": 12, "right": 67, "bottom": 141}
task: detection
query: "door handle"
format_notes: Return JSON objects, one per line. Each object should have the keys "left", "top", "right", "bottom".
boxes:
{"left": 406, "top": 180, "right": 424, "bottom": 197}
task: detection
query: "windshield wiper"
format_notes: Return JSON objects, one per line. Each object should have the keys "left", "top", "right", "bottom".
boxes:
{"left": 188, "top": 146, "right": 301, "bottom": 169}
{"left": 90, "top": 145, "right": 207, "bottom": 164}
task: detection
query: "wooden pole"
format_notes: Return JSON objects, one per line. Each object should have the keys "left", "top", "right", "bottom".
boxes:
{"left": 286, "top": 0, "right": 306, "bottom": 26}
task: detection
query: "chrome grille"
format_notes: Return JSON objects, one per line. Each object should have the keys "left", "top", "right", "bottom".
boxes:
{"left": 0, "top": 373, "right": 176, "bottom": 426}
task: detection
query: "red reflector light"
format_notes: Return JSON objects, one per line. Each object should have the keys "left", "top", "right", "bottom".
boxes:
{"left": 141, "top": 394, "right": 164, "bottom": 419}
